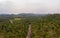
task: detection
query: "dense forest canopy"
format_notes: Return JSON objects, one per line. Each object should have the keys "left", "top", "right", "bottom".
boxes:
{"left": 0, "top": 14, "right": 60, "bottom": 38}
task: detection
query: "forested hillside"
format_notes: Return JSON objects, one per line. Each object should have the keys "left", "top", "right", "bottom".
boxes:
{"left": 0, "top": 14, "right": 60, "bottom": 38}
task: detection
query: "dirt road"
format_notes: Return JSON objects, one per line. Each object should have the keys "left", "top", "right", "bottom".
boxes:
{"left": 26, "top": 24, "right": 31, "bottom": 38}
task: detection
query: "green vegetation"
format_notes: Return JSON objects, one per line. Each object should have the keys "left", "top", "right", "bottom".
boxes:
{"left": 0, "top": 14, "right": 60, "bottom": 38}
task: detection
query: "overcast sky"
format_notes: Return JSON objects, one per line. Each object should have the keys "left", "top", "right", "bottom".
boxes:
{"left": 0, "top": 0, "right": 60, "bottom": 14}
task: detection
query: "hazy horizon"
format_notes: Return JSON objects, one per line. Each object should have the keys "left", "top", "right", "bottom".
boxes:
{"left": 0, "top": 0, "right": 60, "bottom": 14}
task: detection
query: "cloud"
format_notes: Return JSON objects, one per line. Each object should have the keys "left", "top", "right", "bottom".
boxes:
{"left": 0, "top": 0, "right": 60, "bottom": 14}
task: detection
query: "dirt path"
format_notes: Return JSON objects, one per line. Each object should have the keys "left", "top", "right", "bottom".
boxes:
{"left": 26, "top": 24, "right": 31, "bottom": 38}
{"left": 9, "top": 20, "right": 13, "bottom": 24}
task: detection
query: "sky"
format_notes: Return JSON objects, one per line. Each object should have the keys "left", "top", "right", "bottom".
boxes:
{"left": 0, "top": 0, "right": 60, "bottom": 14}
